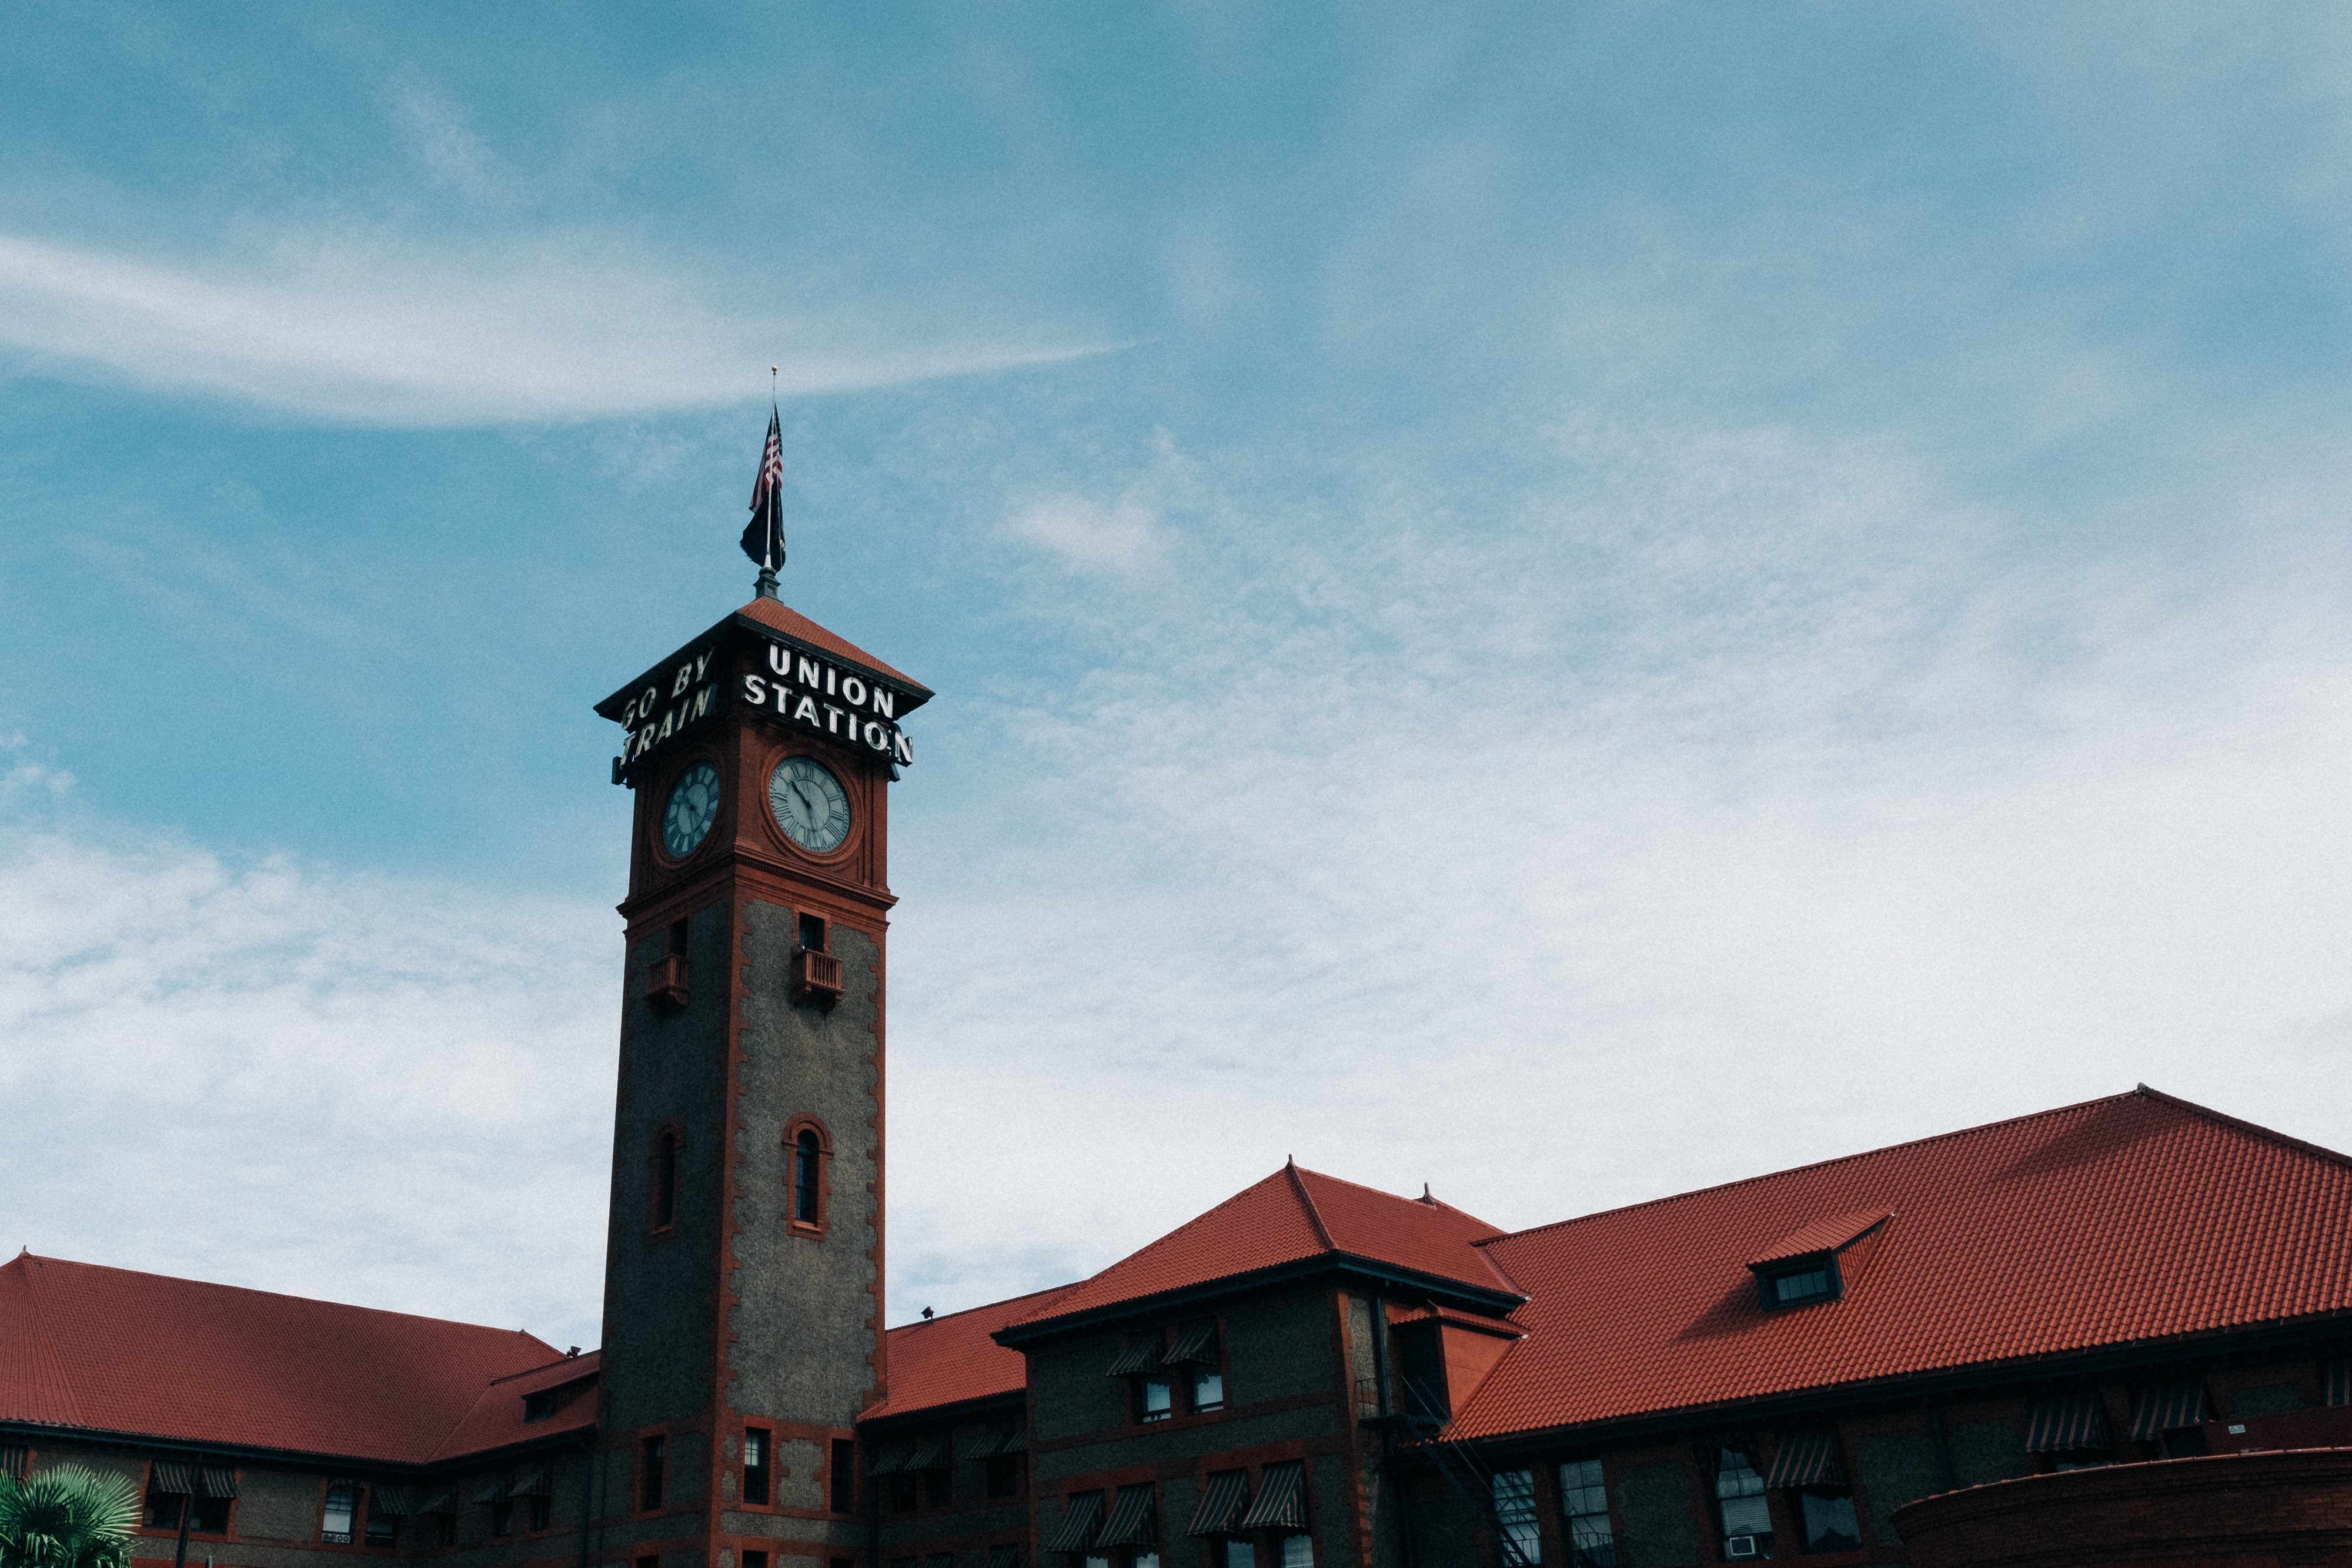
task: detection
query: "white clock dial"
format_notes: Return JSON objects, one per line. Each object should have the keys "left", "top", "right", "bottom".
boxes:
{"left": 768, "top": 755, "right": 851, "bottom": 853}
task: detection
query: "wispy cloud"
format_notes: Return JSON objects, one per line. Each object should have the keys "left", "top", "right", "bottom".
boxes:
{"left": 1004, "top": 493, "right": 1168, "bottom": 576}
{"left": 0, "top": 229, "right": 1116, "bottom": 426}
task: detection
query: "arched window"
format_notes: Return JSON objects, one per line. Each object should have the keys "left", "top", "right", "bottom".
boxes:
{"left": 793, "top": 1129, "right": 821, "bottom": 1225}
{"left": 652, "top": 1129, "right": 680, "bottom": 1231}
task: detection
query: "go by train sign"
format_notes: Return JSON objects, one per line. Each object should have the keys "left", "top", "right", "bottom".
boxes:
{"left": 599, "top": 607, "right": 931, "bottom": 784}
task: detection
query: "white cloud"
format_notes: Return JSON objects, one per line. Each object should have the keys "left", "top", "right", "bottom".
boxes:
{"left": 0, "top": 803, "right": 614, "bottom": 1350}
{"left": 1004, "top": 492, "right": 1169, "bottom": 576}
{"left": 0, "top": 228, "right": 1115, "bottom": 426}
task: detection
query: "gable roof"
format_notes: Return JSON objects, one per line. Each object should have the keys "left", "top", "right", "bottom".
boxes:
{"left": 731, "top": 597, "right": 931, "bottom": 701}
{"left": 1003, "top": 1163, "right": 1516, "bottom": 1336}
{"left": 1449, "top": 1087, "right": 2352, "bottom": 1442}
{"left": 0, "top": 1253, "right": 578, "bottom": 1465}
{"left": 861, "top": 1287, "right": 1067, "bottom": 1423}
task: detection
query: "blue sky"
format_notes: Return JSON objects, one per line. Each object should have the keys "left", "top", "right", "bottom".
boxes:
{"left": 4, "top": 4, "right": 2351, "bottom": 1350}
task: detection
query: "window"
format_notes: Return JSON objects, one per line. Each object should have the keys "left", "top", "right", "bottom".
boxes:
{"left": 794, "top": 1130, "right": 822, "bottom": 1225}
{"left": 744, "top": 1553, "right": 769, "bottom": 1568}
{"left": 1191, "top": 1363, "right": 1225, "bottom": 1412}
{"left": 323, "top": 1483, "right": 358, "bottom": 1544}
{"left": 365, "top": 1498, "right": 399, "bottom": 1549}
{"left": 984, "top": 1453, "right": 1025, "bottom": 1499}
{"left": 1713, "top": 1449, "right": 1772, "bottom": 1559}
{"left": 1558, "top": 1460, "right": 1615, "bottom": 1568}
{"left": 1769, "top": 1268, "right": 1834, "bottom": 1307}
{"left": 799, "top": 913, "right": 828, "bottom": 951}
{"left": 487, "top": 1499, "right": 512, "bottom": 1539}
{"left": 1793, "top": 1490, "right": 1859, "bottom": 1554}
{"left": 640, "top": 1437, "right": 666, "bottom": 1511}
{"left": 1492, "top": 1469, "right": 1540, "bottom": 1564}
{"left": 887, "top": 1474, "right": 919, "bottom": 1513}
{"left": 526, "top": 1495, "right": 552, "bottom": 1532}
{"left": 1223, "top": 1543, "right": 1256, "bottom": 1568}
{"left": 433, "top": 1513, "right": 456, "bottom": 1547}
{"left": 744, "top": 1429, "right": 771, "bottom": 1506}
{"left": 1140, "top": 1376, "right": 1173, "bottom": 1423}
{"left": 1280, "top": 1537, "right": 1314, "bottom": 1568}
{"left": 652, "top": 1131, "right": 680, "bottom": 1231}
{"left": 923, "top": 1456, "right": 953, "bottom": 1509}
{"left": 637, "top": 1556, "right": 659, "bottom": 1568}
{"left": 828, "top": 1439, "right": 856, "bottom": 1514}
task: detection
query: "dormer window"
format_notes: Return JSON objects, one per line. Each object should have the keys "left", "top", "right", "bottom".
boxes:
{"left": 1768, "top": 1265, "right": 1836, "bottom": 1307}
{"left": 1747, "top": 1209, "right": 1889, "bottom": 1312}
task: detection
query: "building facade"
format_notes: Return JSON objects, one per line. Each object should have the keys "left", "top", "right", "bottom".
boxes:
{"left": 7, "top": 589, "right": 2351, "bottom": 1568}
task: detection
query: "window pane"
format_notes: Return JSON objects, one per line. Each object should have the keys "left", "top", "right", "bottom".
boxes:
{"left": 1193, "top": 1368, "right": 1225, "bottom": 1410}
{"left": 1225, "top": 1540, "right": 1256, "bottom": 1568}
{"left": 1560, "top": 1460, "right": 1615, "bottom": 1568}
{"left": 1773, "top": 1268, "right": 1831, "bottom": 1303}
{"left": 323, "top": 1484, "right": 356, "bottom": 1542}
{"left": 1142, "top": 1379, "right": 1172, "bottom": 1420}
{"left": 1799, "top": 1490, "right": 1860, "bottom": 1552}
{"left": 1281, "top": 1537, "right": 1314, "bottom": 1568}
{"left": 1492, "top": 1469, "right": 1541, "bottom": 1564}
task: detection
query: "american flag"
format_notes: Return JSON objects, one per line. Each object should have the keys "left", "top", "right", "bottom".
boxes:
{"left": 740, "top": 407, "right": 786, "bottom": 570}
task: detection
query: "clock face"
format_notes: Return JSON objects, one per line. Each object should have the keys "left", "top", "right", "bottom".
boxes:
{"left": 660, "top": 761, "right": 721, "bottom": 858}
{"left": 769, "top": 755, "right": 851, "bottom": 853}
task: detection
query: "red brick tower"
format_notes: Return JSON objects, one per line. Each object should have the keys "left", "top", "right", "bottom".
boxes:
{"left": 590, "top": 587, "right": 930, "bottom": 1568}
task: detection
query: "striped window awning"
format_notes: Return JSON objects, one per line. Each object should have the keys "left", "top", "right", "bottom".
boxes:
{"left": 1105, "top": 1335, "right": 1164, "bottom": 1378}
{"left": 998, "top": 1423, "right": 1028, "bottom": 1455}
{"left": 985, "top": 1546, "right": 1020, "bottom": 1568}
{"left": 867, "top": 1442, "right": 914, "bottom": 1477}
{"left": 197, "top": 1467, "right": 238, "bottom": 1500}
{"left": 368, "top": 1487, "right": 413, "bottom": 1517}
{"left": 2026, "top": 1391, "right": 2112, "bottom": 1453}
{"left": 1099, "top": 1484, "right": 1156, "bottom": 1549}
{"left": 1188, "top": 1470, "right": 1251, "bottom": 1537}
{"left": 467, "top": 1475, "right": 512, "bottom": 1505}
{"left": 415, "top": 1486, "right": 457, "bottom": 1515}
{"left": 149, "top": 1463, "right": 194, "bottom": 1495}
{"left": 1165, "top": 1323, "right": 1219, "bottom": 1366}
{"left": 0, "top": 1446, "right": 26, "bottom": 1481}
{"left": 1765, "top": 1429, "right": 1847, "bottom": 1489}
{"left": 1042, "top": 1491, "right": 1104, "bottom": 1554}
{"left": 965, "top": 1426, "right": 1005, "bottom": 1460}
{"left": 2128, "top": 1380, "right": 2210, "bottom": 1441}
{"left": 2328, "top": 1359, "right": 2352, "bottom": 1408}
{"left": 509, "top": 1466, "right": 552, "bottom": 1499}
{"left": 1239, "top": 1461, "right": 1308, "bottom": 1532}
{"left": 903, "top": 1435, "right": 948, "bottom": 1472}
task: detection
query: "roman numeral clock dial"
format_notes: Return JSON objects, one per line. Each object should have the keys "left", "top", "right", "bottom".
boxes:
{"left": 768, "top": 755, "right": 851, "bottom": 854}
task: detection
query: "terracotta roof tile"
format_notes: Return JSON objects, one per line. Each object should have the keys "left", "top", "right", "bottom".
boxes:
{"left": 427, "top": 1353, "right": 600, "bottom": 1462}
{"left": 1448, "top": 1088, "right": 2352, "bottom": 1442}
{"left": 1007, "top": 1164, "right": 1515, "bottom": 1332}
{"left": 1747, "top": 1209, "right": 1891, "bottom": 1268}
{"left": 731, "top": 598, "right": 930, "bottom": 697}
{"left": 0, "top": 1254, "right": 573, "bottom": 1464}
{"left": 863, "top": 1289, "right": 1066, "bottom": 1422}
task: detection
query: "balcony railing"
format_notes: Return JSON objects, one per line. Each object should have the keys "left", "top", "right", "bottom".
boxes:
{"left": 646, "top": 954, "right": 689, "bottom": 1011}
{"left": 794, "top": 947, "right": 843, "bottom": 1007}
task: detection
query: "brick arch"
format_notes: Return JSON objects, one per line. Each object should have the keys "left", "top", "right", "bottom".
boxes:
{"left": 783, "top": 1115, "right": 832, "bottom": 1236}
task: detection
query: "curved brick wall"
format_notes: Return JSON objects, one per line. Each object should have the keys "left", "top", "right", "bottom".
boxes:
{"left": 1892, "top": 1447, "right": 2352, "bottom": 1568}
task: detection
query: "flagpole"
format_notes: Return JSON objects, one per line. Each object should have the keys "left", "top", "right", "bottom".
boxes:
{"left": 754, "top": 366, "right": 781, "bottom": 600}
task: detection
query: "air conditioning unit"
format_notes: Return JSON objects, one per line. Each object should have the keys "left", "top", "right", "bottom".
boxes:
{"left": 1725, "top": 1536, "right": 1760, "bottom": 1559}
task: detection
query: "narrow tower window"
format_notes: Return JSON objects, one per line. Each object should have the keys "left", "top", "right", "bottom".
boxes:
{"left": 744, "top": 1429, "right": 771, "bottom": 1506}
{"left": 640, "top": 1437, "right": 666, "bottom": 1512}
{"left": 794, "top": 1129, "right": 822, "bottom": 1225}
{"left": 652, "top": 1131, "right": 679, "bottom": 1231}
{"left": 799, "top": 913, "right": 827, "bottom": 951}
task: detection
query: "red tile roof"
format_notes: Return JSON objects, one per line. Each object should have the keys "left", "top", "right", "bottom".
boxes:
{"left": 1006, "top": 1163, "right": 1516, "bottom": 1333}
{"left": 1449, "top": 1088, "right": 2352, "bottom": 1442}
{"left": 863, "top": 1288, "right": 1065, "bottom": 1422}
{"left": 0, "top": 1253, "right": 580, "bottom": 1464}
{"left": 425, "top": 1352, "right": 600, "bottom": 1462}
{"left": 1747, "top": 1209, "right": 1891, "bottom": 1268}
{"left": 731, "top": 597, "right": 930, "bottom": 698}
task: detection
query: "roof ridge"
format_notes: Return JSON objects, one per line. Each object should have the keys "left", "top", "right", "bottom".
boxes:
{"left": 1288, "top": 1161, "right": 1338, "bottom": 1253}
{"left": 1294, "top": 1165, "right": 1504, "bottom": 1236}
{"left": 17, "top": 1253, "right": 558, "bottom": 1344}
{"left": 1491, "top": 1090, "right": 2148, "bottom": 1245}
{"left": 2131, "top": 1083, "right": 2352, "bottom": 1174}
{"left": 886, "top": 1283, "right": 1075, "bottom": 1335}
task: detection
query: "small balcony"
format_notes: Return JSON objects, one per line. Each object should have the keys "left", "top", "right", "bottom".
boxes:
{"left": 646, "top": 954, "right": 689, "bottom": 1011}
{"left": 794, "top": 947, "right": 843, "bottom": 1007}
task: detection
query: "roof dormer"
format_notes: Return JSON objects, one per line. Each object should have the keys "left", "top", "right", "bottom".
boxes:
{"left": 1746, "top": 1209, "right": 1890, "bottom": 1310}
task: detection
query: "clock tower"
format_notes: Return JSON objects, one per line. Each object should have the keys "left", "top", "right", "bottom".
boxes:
{"left": 590, "top": 586, "right": 930, "bottom": 1568}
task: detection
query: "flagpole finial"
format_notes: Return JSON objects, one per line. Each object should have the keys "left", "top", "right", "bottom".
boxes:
{"left": 754, "top": 564, "right": 779, "bottom": 600}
